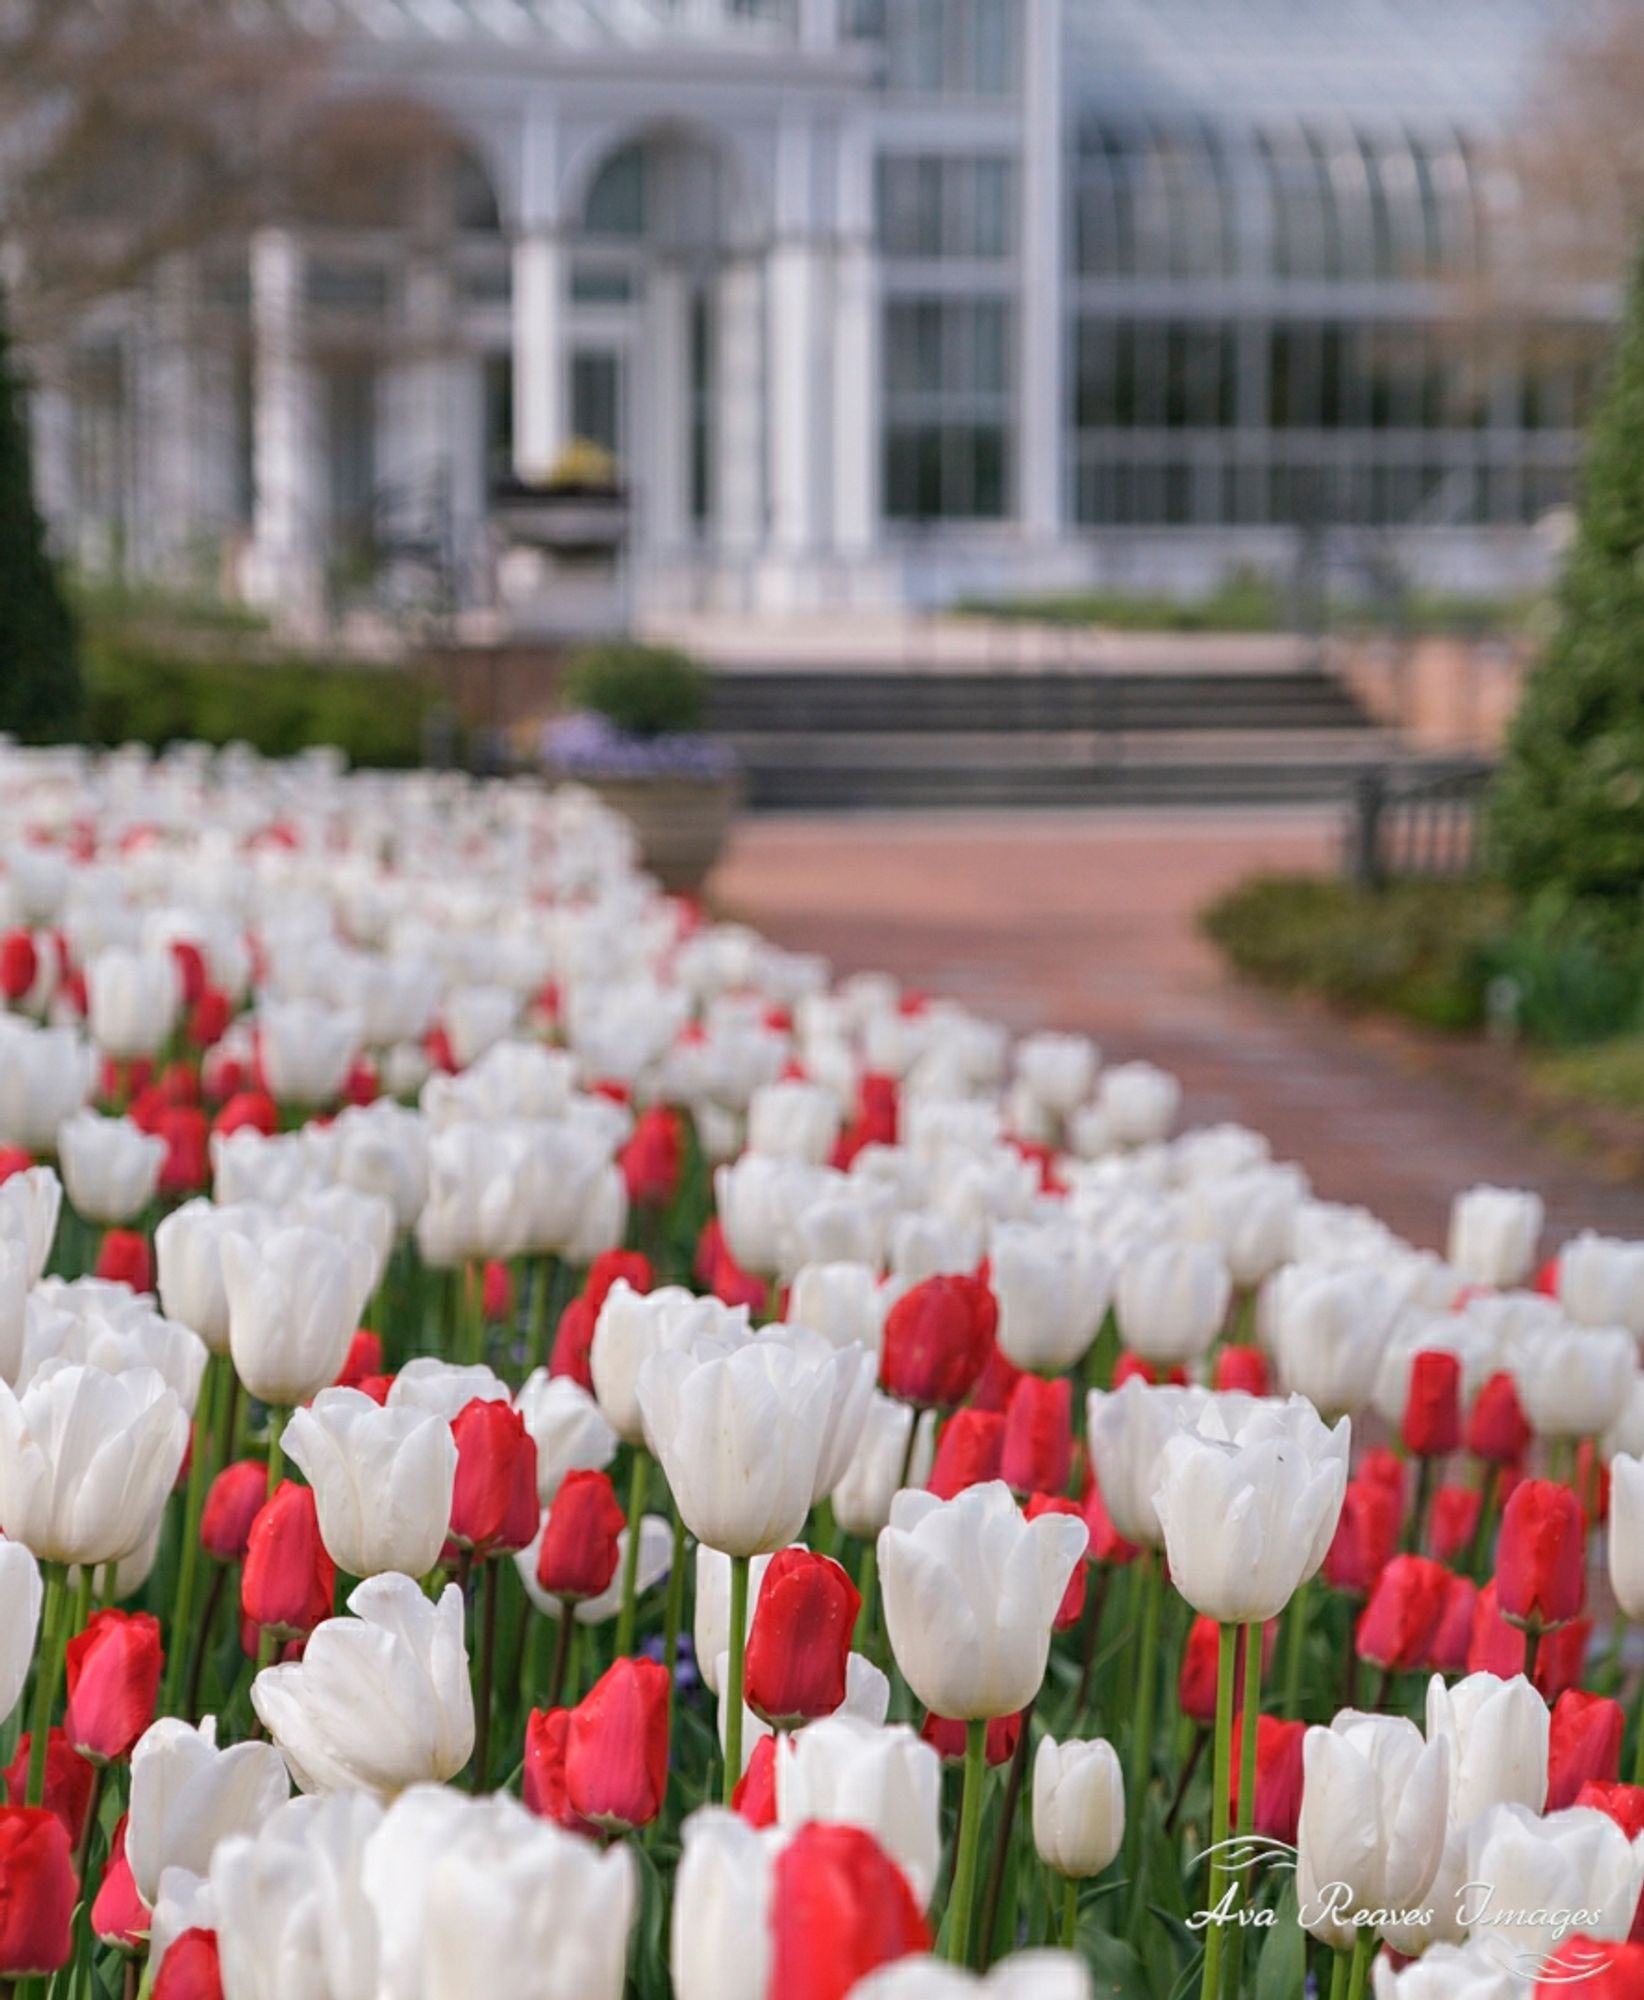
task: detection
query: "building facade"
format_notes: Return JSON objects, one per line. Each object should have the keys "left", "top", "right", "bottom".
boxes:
{"left": 27, "top": 0, "right": 1607, "bottom": 627}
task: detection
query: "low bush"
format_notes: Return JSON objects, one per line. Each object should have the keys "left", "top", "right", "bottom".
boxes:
{"left": 563, "top": 641, "right": 708, "bottom": 738}
{"left": 81, "top": 631, "right": 434, "bottom": 767}
{"left": 1533, "top": 1037, "right": 1644, "bottom": 1115}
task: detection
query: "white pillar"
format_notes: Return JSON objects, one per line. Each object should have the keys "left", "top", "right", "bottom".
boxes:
{"left": 1017, "top": 0, "right": 1064, "bottom": 542}
{"left": 833, "top": 119, "right": 879, "bottom": 562}
{"left": 379, "top": 258, "right": 452, "bottom": 550}
{"left": 512, "top": 230, "right": 566, "bottom": 481}
{"left": 714, "top": 254, "right": 763, "bottom": 557}
{"left": 246, "top": 227, "right": 322, "bottom": 623}
{"left": 644, "top": 261, "right": 692, "bottom": 554}
{"left": 768, "top": 235, "right": 824, "bottom": 558}
{"left": 28, "top": 382, "right": 74, "bottom": 549}
{"left": 133, "top": 263, "right": 197, "bottom": 581}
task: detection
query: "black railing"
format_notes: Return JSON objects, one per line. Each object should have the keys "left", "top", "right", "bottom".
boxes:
{"left": 1344, "top": 761, "right": 1495, "bottom": 889}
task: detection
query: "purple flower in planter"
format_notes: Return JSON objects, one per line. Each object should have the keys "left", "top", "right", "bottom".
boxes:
{"left": 543, "top": 713, "right": 737, "bottom": 781}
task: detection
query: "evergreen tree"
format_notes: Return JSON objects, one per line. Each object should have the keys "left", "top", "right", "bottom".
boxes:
{"left": 0, "top": 296, "right": 80, "bottom": 741}
{"left": 1491, "top": 252, "right": 1644, "bottom": 917}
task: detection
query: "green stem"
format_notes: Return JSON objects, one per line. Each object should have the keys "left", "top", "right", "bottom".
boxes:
{"left": 1224, "top": 1622, "right": 1265, "bottom": 2000}
{"left": 163, "top": 1356, "right": 220, "bottom": 1715}
{"left": 471, "top": 1558, "right": 500, "bottom": 1793}
{"left": 855, "top": 1541, "right": 878, "bottom": 1656}
{"left": 722, "top": 1553, "right": 750, "bottom": 1805}
{"left": 1060, "top": 1874, "right": 1079, "bottom": 1951}
{"left": 1329, "top": 1948, "right": 1350, "bottom": 2000}
{"left": 662, "top": 1499, "right": 688, "bottom": 1713}
{"left": 526, "top": 1256, "right": 557, "bottom": 1374}
{"left": 24, "top": 1566, "right": 67, "bottom": 1808}
{"left": 1198, "top": 1623, "right": 1238, "bottom": 2000}
{"left": 614, "top": 1449, "right": 649, "bottom": 1657}
{"left": 1346, "top": 1928, "right": 1376, "bottom": 2000}
{"left": 947, "top": 1717, "right": 988, "bottom": 1967}
{"left": 547, "top": 1607, "right": 574, "bottom": 1710}
{"left": 1404, "top": 1457, "right": 1434, "bottom": 1555}
{"left": 1124, "top": 1548, "right": 1162, "bottom": 1924}
{"left": 1280, "top": 1576, "right": 1310, "bottom": 1719}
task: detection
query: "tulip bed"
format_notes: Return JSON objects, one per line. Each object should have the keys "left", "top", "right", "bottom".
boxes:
{"left": 0, "top": 743, "right": 1642, "bottom": 2000}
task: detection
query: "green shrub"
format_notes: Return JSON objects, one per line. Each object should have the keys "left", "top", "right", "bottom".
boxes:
{"left": 0, "top": 298, "right": 81, "bottom": 739}
{"left": 1481, "top": 892, "right": 1644, "bottom": 1047}
{"left": 1533, "top": 1036, "right": 1644, "bottom": 1114}
{"left": 81, "top": 632, "right": 432, "bottom": 766}
{"left": 1489, "top": 249, "right": 1644, "bottom": 918}
{"left": 563, "top": 641, "right": 708, "bottom": 737}
{"left": 1200, "top": 874, "right": 1508, "bottom": 1031}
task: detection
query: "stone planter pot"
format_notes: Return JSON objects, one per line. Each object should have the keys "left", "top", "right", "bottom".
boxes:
{"left": 569, "top": 769, "right": 743, "bottom": 894}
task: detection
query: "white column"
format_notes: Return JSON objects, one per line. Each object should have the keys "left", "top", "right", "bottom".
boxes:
{"left": 512, "top": 230, "right": 566, "bottom": 481}
{"left": 378, "top": 258, "right": 450, "bottom": 542}
{"left": 799, "top": 0, "right": 839, "bottom": 46}
{"left": 833, "top": 119, "right": 879, "bottom": 561}
{"left": 714, "top": 254, "right": 763, "bottom": 556}
{"left": 246, "top": 226, "right": 322, "bottom": 623}
{"left": 133, "top": 263, "right": 197, "bottom": 581}
{"left": 767, "top": 235, "right": 824, "bottom": 557}
{"left": 28, "top": 381, "right": 74, "bottom": 548}
{"left": 644, "top": 261, "right": 692, "bottom": 554}
{"left": 1017, "top": 0, "right": 1065, "bottom": 542}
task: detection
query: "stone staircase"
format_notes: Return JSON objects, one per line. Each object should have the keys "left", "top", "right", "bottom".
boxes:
{"left": 702, "top": 658, "right": 1419, "bottom": 810}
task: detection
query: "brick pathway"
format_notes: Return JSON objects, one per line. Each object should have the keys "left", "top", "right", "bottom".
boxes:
{"left": 713, "top": 809, "right": 1644, "bottom": 1252}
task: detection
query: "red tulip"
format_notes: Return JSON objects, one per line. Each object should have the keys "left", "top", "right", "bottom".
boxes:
{"left": 241, "top": 1483, "right": 335, "bottom": 1642}
{"left": 187, "top": 987, "right": 232, "bottom": 1051}
{"left": 732, "top": 1733, "right": 779, "bottom": 1827}
{"left": 521, "top": 1708, "right": 593, "bottom": 1836}
{"left": 1467, "top": 1371, "right": 1531, "bottom": 1465}
{"left": 63, "top": 1610, "right": 163, "bottom": 1764}
{"left": 1356, "top": 1556, "right": 1452, "bottom": 1673}
{"left": 1402, "top": 1349, "right": 1462, "bottom": 1458}
{"left": 168, "top": 940, "right": 207, "bottom": 1007}
{"left": 0, "top": 1806, "right": 76, "bottom": 1977}
{"left": 548, "top": 1295, "right": 597, "bottom": 1390}
{"left": 0, "top": 1148, "right": 33, "bottom": 1186}
{"left": 586, "top": 1249, "right": 652, "bottom": 1316}
{"left": 1228, "top": 1714, "right": 1307, "bottom": 1845}
{"left": 879, "top": 1276, "right": 991, "bottom": 1411}
{"left": 744, "top": 1550, "right": 861, "bottom": 1727}
{"left": 3, "top": 1731, "right": 95, "bottom": 1846}
{"left": 1111, "top": 1353, "right": 1188, "bottom": 1390}
{"left": 1080, "top": 1468, "right": 1139, "bottom": 1567}
{"left": 1427, "top": 1485, "right": 1481, "bottom": 1565}
{"left": 1547, "top": 1689, "right": 1625, "bottom": 1811}
{"left": 536, "top": 1469, "right": 627, "bottom": 1604}
{"left": 449, "top": 1398, "right": 539, "bottom": 1557}
{"left": 620, "top": 1106, "right": 682, "bottom": 1209}
{"left": 1360, "top": 1448, "right": 1406, "bottom": 1504}
{"left": 156, "top": 1108, "right": 210, "bottom": 1196}
{"left": 481, "top": 1260, "right": 514, "bottom": 1323}
{"left": 1426, "top": 1573, "right": 1478, "bottom": 1674}
{"left": 1495, "top": 1478, "right": 1586, "bottom": 1632}
{"left": 0, "top": 930, "right": 38, "bottom": 1002}
{"left": 920, "top": 1710, "right": 1023, "bottom": 1766}
{"left": 334, "top": 1330, "right": 384, "bottom": 1392}
{"left": 768, "top": 1823, "right": 930, "bottom": 2000}
{"left": 926, "top": 1409, "right": 1003, "bottom": 1500}
{"left": 1024, "top": 1494, "right": 1089, "bottom": 1629}
{"left": 153, "top": 1928, "right": 225, "bottom": 2000}
{"left": 94, "top": 1229, "right": 153, "bottom": 1293}
{"left": 200, "top": 1460, "right": 269, "bottom": 1563}
{"left": 1533, "top": 1939, "right": 1644, "bottom": 1997}
{"left": 212, "top": 1090, "right": 277, "bottom": 1139}
{"left": 563, "top": 1658, "right": 671, "bottom": 1833}
{"left": 998, "top": 1375, "right": 1071, "bottom": 1497}
{"left": 1467, "top": 1582, "right": 1592, "bottom": 1699}
{"left": 1213, "top": 1345, "right": 1270, "bottom": 1397}
{"left": 1574, "top": 1779, "right": 1644, "bottom": 1840}
{"left": 1324, "top": 1478, "right": 1402, "bottom": 1599}
{"left": 1179, "top": 1616, "right": 1277, "bottom": 1726}
{"left": 91, "top": 1814, "right": 148, "bottom": 1950}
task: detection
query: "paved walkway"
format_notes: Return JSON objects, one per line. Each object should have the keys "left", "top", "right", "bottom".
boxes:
{"left": 713, "top": 809, "right": 1644, "bottom": 1251}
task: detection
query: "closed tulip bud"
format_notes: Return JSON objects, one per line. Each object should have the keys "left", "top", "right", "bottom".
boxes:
{"left": 989, "top": 1222, "right": 1112, "bottom": 1374}
{"left": 1152, "top": 1399, "right": 1349, "bottom": 1626}
{"left": 564, "top": 1658, "right": 671, "bottom": 1833}
{"left": 0, "top": 1540, "right": 41, "bottom": 1729}
{"left": 1402, "top": 1349, "right": 1462, "bottom": 1458}
{"left": 1608, "top": 1453, "right": 1644, "bottom": 1622}
{"left": 1558, "top": 1231, "right": 1644, "bottom": 1339}
{"left": 1447, "top": 1184, "right": 1543, "bottom": 1290}
{"left": 1214, "top": 1345, "right": 1269, "bottom": 1397}
{"left": 879, "top": 1276, "right": 992, "bottom": 1411}
{"left": 589, "top": 1282, "right": 748, "bottom": 1447}
{"left": 769, "top": 1822, "right": 930, "bottom": 2000}
{"left": 1369, "top": 1941, "right": 1520, "bottom": 1999}
{"left": 515, "top": 1371, "right": 617, "bottom": 1504}
{"left": 1325, "top": 1478, "right": 1403, "bottom": 1598}
{"left": 1464, "top": 1803, "right": 1643, "bottom": 1966}
{"left": 449, "top": 1397, "right": 539, "bottom": 1557}
{"left": 920, "top": 1710, "right": 1024, "bottom": 1766}
{"left": 1427, "top": 1573, "right": 1477, "bottom": 1674}
{"left": 208, "top": 1791, "right": 382, "bottom": 2000}
{"left": 0, "top": 1361, "right": 187, "bottom": 1567}
{"left": 1086, "top": 1378, "right": 1205, "bottom": 1549}
{"left": 833, "top": 1396, "right": 934, "bottom": 1540}
{"left": 1496, "top": 1478, "right": 1586, "bottom": 1632}
{"left": 1178, "top": 1615, "right": 1276, "bottom": 1724}
{"left": 1429, "top": 1486, "right": 1481, "bottom": 1564}
{"left": 154, "top": 1200, "right": 270, "bottom": 1357}
{"left": 220, "top": 1226, "right": 373, "bottom": 1408}
{"left": 0, "top": 1165, "right": 61, "bottom": 1287}
{"left": 0, "top": 1806, "right": 76, "bottom": 1977}
{"left": 86, "top": 949, "right": 180, "bottom": 1062}
{"left": 1546, "top": 1688, "right": 1624, "bottom": 1810}
{"left": 1425, "top": 1670, "right": 1550, "bottom": 1826}
{"left": 879, "top": 1483, "right": 1086, "bottom": 1720}
{"left": 1512, "top": 1325, "right": 1637, "bottom": 1442}
{"left": 257, "top": 1000, "right": 360, "bottom": 1108}
{"left": 58, "top": 1111, "right": 166, "bottom": 1225}
{"left": 748, "top": 1078, "right": 841, "bottom": 1164}
{"left": 1574, "top": 1778, "right": 1644, "bottom": 1838}
{"left": 522, "top": 1706, "right": 592, "bottom": 1834}
{"left": 1227, "top": 1715, "right": 1306, "bottom": 1846}
{"left": 1031, "top": 1736, "right": 1124, "bottom": 1879}
{"left": 1467, "top": 1370, "right": 1532, "bottom": 1465}
{"left": 999, "top": 1376, "right": 1071, "bottom": 1497}
{"left": 927, "top": 1409, "right": 1004, "bottom": 1499}
{"left": 744, "top": 1550, "right": 861, "bottom": 1728}
{"left": 64, "top": 1609, "right": 162, "bottom": 1764}
{"left": 282, "top": 1388, "right": 456, "bottom": 1581}
{"left": 200, "top": 1460, "right": 268, "bottom": 1563}
{"left": 734, "top": 1734, "right": 779, "bottom": 1826}
{"left": 1356, "top": 1556, "right": 1452, "bottom": 1673}
{"left": 91, "top": 1814, "right": 148, "bottom": 1950}
{"left": 127, "top": 1717, "right": 290, "bottom": 1907}
{"left": 3, "top": 1729, "right": 94, "bottom": 1844}
{"left": 95, "top": 1228, "right": 153, "bottom": 1293}
{"left": 853, "top": 1954, "right": 1096, "bottom": 1998}
{"left": 1115, "top": 1239, "right": 1230, "bottom": 1367}
{"left": 671, "top": 1807, "right": 780, "bottom": 2000}
{"left": 241, "top": 1484, "right": 335, "bottom": 1643}
{"left": 775, "top": 1717, "right": 942, "bottom": 1907}
{"left": 1296, "top": 1714, "right": 1449, "bottom": 1950}
{"left": 251, "top": 1574, "right": 474, "bottom": 1801}
{"left": 535, "top": 1468, "right": 627, "bottom": 1603}
{"left": 548, "top": 1295, "right": 597, "bottom": 1390}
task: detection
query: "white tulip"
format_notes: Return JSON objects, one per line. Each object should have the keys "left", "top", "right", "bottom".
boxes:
{"left": 1463, "top": 1803, "right": 1644, "bottom": 1963}
{"left": 1424, "top": 1672, "right": 1549, "bottom": 1829}
{"left": 1267, "top": 1263, "right": 1400, "bottom": 1418}
{"left": 0, "top": 1537, "right": 42, "bottom": 1727}
{"left": 154, "top": 1199, "right": 275, "bottom": 1356}
{"left": 0, "top": 1234, "right": 27, "bottom": 1385}
{"left": 1097, "top": 1062, "right": 1180, "bottom": 1146}
{"left": 1014, "top": 1032, "right": 1098, "bottom": 1118}
{"left": 1447, "top": 1185, "right": 1543, "bottom": 1290}
{"left": 211, "top": 1128, "right": 318, "bottom": 1210}
{"left": 747, "top": 1078, "right": 842, "bottom": 1164}
{"left": 790, "top": 1262, "right": 889, "bottom": 1355}
{"left": 1186, "top": 1167, "right": 1302, "bottom": 1288}
{"left": 671, "top": 1808, "right": 779, "bottom": 2000}
{"left": 86, "top": 946, "right": 180, "bottom": 1059}
{"left": 0, "top": 1359, "right": 187, "bottom": 1565}
{"left": 1557, "top": 1231, "right": 1644, "bottom": 1339}
{"left": 127, "top": 1715, "right": 292, "bottom": 1907}
{"left": 387, "top": 1357, "right": 509, "bottom": 1423}
{"left": 0, "top": 1020, "right": 95, "bottom": 1151}
{"left": 589, "top": 1282, "right": 749, "bottom": 1448}
{"left": 259, "top": 999, "right": 362, "bottom": 1106}
{"left": 327, "top": 1100, "right": 429, "bottom": 1234}
{"left": 1115, "top": 1238, "right": 1230, "bottom": 1366}
{"left": 283, "top": 1388, "right": 457, "bottom": 1579}
{"left": 1609, "top": 1454, "right": 1644, "bottom": 1622}
{"left": 990, "top": 1220, "right": 1114, "bottom": 1373}
{"left": 210, "top": 1791, "right": 383, "bottom": 2000}
{"left": 1508, "top": 1322, "right": 1636, "bottom": 1440}
{"left": 1370, "top": 1942, "right": 1520, "bottom": 2000}
{"left": 221, "top": 1224, "right": 374, "bottom": 1406}
{"left": 852, "top": 1954, "right": 1093, "bottom": 2000}
{"left": 57, "top": 1110, "right": 165, "bottom": 1224}
{"left": 878, "top": 1482, "right": 1086, "bottom": 1719}
{"left": 775, "top": 1715, "right": 942, "bottom": 1906}
{"left": 443, "top": 984, "right": 519, "bottom": 1068}
{"left": 1086, "top": 1378, "right": 1207, "bottom": 1548}
{"left": 832, "top": 1395, "right": 935, "bottom": 1539}
{"left": 515, "top": 1371, "right": 617, "bottom": 1502}
{"left": 1032, "top": 1735, "right": 1125, "bottom": 1879}
{"left": 284, "top": 1185, "right": 395, "bottom": 1295}
{"left": 0, "top": 1166, "right": 60, "bottom": 1285}
{"left": 1295, "top": 1713, "right": 1449, "bottom": 1950}
{"left": 18, "top": 1301, "right": 208, "bottom": 1415}
{"left": 890, "top": 1208, "right": 983, "bottom": 1283}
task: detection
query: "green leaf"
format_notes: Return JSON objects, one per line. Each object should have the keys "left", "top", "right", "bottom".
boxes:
{"left": 1254, "top": 1879, "right": 1306, "bottom": 2000}
{"left": 1084, "top": 1931, "right": 1154, "bottom": 2000}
